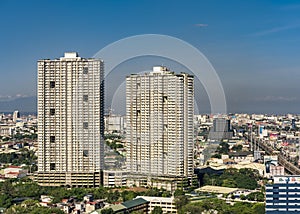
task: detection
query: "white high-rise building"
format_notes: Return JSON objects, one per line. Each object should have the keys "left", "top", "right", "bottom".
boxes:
{"left": 36, "top": 52, "right": 104, "bottom": 187}
{"left": 126, "top": 66, "right": 194, "bottom": 178}
{"left": 13, "top": 110, "right": 20, "bottom": 123}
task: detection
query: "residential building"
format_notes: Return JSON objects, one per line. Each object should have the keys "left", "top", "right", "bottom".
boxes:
{"left": 126, "top": 66, "right": 194, "bottom": 182}
{"left": 0, "top": 124, "right": 14, "bottom": 136}
{"left": 104, "top": 114, "right": 126, "bottom": 133}
{"left": 103, "top": 170, "right": 127, "bottom": 187}
{"left": 36, "top": 52, "right": 104, "bottom": 187}
{"left": 93, "top": 198, "right": 149, "bottom": 214}
{"left": 13, "top": 110, "right": 20, "bottom": 123}
{"left": 136, "top": 196, "right": 177, "bottom": 214}
{"left": 266, "top": 175, "right": 300, "bottom": 213}
{"left": 85, "top": 200, "right": 105, "bottom": 213}
{"left": 209, "top": 118, "right": 234, "bottom": 140}
{"left": 4, "top": 166, "right": 28, "bottom": 178}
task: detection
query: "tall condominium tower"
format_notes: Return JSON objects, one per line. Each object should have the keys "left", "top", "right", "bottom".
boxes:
{"left": 209, "top": 118, "right": 233, "bottom": 140}
{"left": 36, "top": 52, "right": 104, "bottom": 187}
{"left": 126, "top": 66, "right": 194, "bottom": 178}
{"left": 13, "top": 110, "right": 20, "bottom": 123}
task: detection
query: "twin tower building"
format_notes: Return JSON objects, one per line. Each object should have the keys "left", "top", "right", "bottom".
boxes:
{"left": 36, "top": 52, "right": 194, "bottom": 189}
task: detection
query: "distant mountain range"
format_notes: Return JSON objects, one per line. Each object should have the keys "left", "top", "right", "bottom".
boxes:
{"left": 0, "top": 96, "right": 37, "bottom": 114}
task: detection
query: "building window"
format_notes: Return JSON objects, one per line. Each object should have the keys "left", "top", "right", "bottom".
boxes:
{"left": 50, "top": 81, "right": 55, "bottom": 88}
{"left": 50, "top": 136, "right": 55, "bottom": 143}
{"left": 83, "top": 95, "right": 88, "bottom": 102}
{"left": 83, "top": 67, "right": 88, "bottom": 74}
{"left": 50, "top": 108, "right": 55, "bottom": 116}
{"left": 50, "top": 163, "right": 55, "bottom": 170}
{"left": 83, "top": 150, "right": 89, "bottom": 157}
{"left": 83, "top": 122, "right": 88, "bottom": 129}
{"left": 164, "top": 124, "right": 168, "bottom": 131}
{"left": 163, "top": 96, "right": 168, "bottom": 103}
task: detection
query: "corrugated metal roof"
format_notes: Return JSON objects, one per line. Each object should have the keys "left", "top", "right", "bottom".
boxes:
{"left": 122, "top": 198, "right": 149, "bottom": 209}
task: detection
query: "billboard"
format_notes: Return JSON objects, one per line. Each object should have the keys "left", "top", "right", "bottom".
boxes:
{"left": 269, "top": 133, "right": 278, "bottom": 141}
{"left": 259, "top": 125, "right": 268, "bottom": 138}
{"left": 259, "top": 125, "right": 264, "bottom": 135}
{"left": 264, "top": 155, "right": 278, "bottom": 174}
{"left": 274, "top": 176, "right": 300, "bottom": 184}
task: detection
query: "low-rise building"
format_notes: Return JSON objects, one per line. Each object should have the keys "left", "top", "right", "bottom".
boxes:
{"left": 103, "top": 170, "right": 127, "bottom": 187}
{"left": 195, "top": 185, "right": 238, "bottom": 195}
{"left": 85, "top": 200, "right": 105, "bottom": 213}
{"left": 136, "top": 196, "right": 177, "bottom": 214}
{"left": 4, "top": 166, "right": 27, "bottom": 178}
{"left": 93, "top": 198, "right": 149, "bottom": 214}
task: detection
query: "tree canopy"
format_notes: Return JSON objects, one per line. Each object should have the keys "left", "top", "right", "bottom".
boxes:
{"left": 202, "top": 168, "right": 260, "bottom": 190}
{"left": 179, "top": 198, "right": 264, "bottom": 214}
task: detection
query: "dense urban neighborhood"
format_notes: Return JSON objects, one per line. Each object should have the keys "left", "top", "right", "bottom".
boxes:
{"left": 1, "top": 111, "right": 300, "bottom": 213}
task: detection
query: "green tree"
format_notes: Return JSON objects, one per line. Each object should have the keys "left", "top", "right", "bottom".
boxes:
{"left": 121, "top": 190, "right": 137, "bottom": 201}
{"left": 178, "top": 198, "right": 264, "bottom": 214}
{"left": 251, "top": 203, "right": 265, "bottom": 214}
{"left": 179, "top": 203, "right": 204, "bottom": 214}
{"left": 235, "top": 176, "right": 257, "bottom": 190}
{"left": 232, "top": 144, "right": 243, "bottom": 152}
{"left": 151, "top": 206, "right": 163, "bottom": 214}
{"left": 173, "top": 189, "right": 184, "bottom": 197}
{"left": 5, "top": 205, "right": 26, "bottom": 214}
{"left": 0, "top": 180, "right": 14, "bottom": 196}
{"left": 222, "top": 179, "right": 237, "bottom": 188}
{"left": 211, "top": 154, "right": 221, "bottom": 158}
{"left": 29, "top": 206, "right": 64, "bottom": 214}
{"left": 202, "top": 173, "right": 210, "bottom": 186}
{"left": 107, "top": 190, "right": 120, "bottom": 203}
{"left": 240, "top": 194, "right": 246, "bottom": 200}
{"left": 93, "top": 187, "right": 108, "bottom": 199}
{"left": 21, "top": 199, "right": 39, "bottom": 208}
{"left": 0, "top": 194, "right": 12, "bottom": 208}
{"left": 174, "top": 195, "right": 189, "bottom": 210}
{"left": 199, "top": 198, "right": 228, "bottom": 211}
{"left": 246, "top": 192, "right": 264, "bottom": 202}
{"left": 216, "top": 142, "right": 230, "bottom": 154}
{"left": 6, "top": 205, "right": 64, "bottom": 214}
{"left": 101, "top": 208, "right": 114, "bottom": 214}
{"left": 161, "top": 191, "right": 171, "bottom": 197}
{"left": 230, "top": 202, "right": 252, "bottom": 214}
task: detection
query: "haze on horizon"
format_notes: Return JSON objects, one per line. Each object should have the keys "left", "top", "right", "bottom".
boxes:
{"left": 0, "top": 0, "right": 300, "bottom": 114}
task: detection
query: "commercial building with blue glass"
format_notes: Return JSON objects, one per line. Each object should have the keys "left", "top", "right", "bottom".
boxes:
{"left": 266, "top": 175, "right": 300, "bottom": 213}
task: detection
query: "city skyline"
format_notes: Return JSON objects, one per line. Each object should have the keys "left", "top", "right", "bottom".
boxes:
{"left": 1, "top": 0, "right": 300, "bottom": 114}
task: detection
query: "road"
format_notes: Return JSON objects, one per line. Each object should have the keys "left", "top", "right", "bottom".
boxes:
{"left": 246, "top": 134, "right": 300, "bottom": 175}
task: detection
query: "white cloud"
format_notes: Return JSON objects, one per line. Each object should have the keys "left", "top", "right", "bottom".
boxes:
{"left": 195, "top": 23, "right": 208, "bottom": 27}
{"left": 0, "top": 94, "right": 31, "bottom": 101}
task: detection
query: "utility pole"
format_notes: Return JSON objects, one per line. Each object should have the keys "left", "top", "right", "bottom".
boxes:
{"left": 248, "top": 124, "right": 253, "bottom": 152}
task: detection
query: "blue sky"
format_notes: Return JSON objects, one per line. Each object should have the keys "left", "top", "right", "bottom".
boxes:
{"left": 0, "top": 0, "right": 300, "bottom": 113}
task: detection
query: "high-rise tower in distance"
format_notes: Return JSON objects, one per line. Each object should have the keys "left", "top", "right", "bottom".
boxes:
{"left": 126, "top": 66, "right": 194, "bottom": 181}
{"left": 36, "top": 52, "right": 104, "bottom": 187}
{"left": 13, "top": 110, "right": 20, "bottom": 123}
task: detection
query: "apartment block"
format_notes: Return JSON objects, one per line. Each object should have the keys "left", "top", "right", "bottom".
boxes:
{"left": 36, "top": 52, "right": 104, "bottom": 187}
{"left": 126, "top": 66, "right": 194, "bottom": 188}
